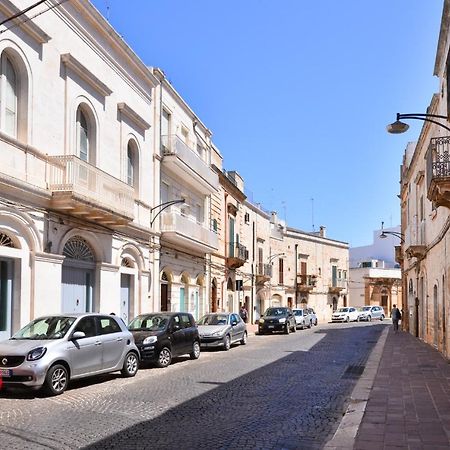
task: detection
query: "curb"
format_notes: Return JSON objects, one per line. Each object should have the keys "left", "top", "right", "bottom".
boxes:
{"left": 323, "top": 326, "right": 389, "bottom": 449}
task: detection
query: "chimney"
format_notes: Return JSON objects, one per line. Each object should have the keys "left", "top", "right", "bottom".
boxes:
{"left": 319, "top": 226, "right": 326, "bottom": 238}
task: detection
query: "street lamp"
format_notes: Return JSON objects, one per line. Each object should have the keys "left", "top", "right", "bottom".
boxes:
{"left": 379, "top": 221, "right": 405, "bottom": 243}
{"left": 150, "top": 199, "right": 185, "bottom": 226}
{"left": 386, "top": 112, "right": 450, "bottom": 134}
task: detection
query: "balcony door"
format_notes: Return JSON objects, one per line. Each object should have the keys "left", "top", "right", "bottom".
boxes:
{"left": 0, "top": 259, "right": 13, "bottom": 341}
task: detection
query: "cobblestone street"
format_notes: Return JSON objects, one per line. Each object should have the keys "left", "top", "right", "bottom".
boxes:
{"left": 0, "top": 322, "right": 386, "bottom": 449}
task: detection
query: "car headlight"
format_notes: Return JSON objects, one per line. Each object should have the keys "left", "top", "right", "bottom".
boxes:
{"left": 278, "top": 318, "right": 286, "bottom": 323}
{"left": 259, "top": 318, "right": 265, "bottom": 324}
{"left": 143, "top": 336, "right": 157, "bottom": 345}
{"left": 27, "top": 347, "right": 47, "bottom": 361}
{"left": 211, "top": 330, "right": 224, "bottom": 336}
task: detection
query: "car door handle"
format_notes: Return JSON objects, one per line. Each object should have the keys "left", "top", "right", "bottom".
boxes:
{"left": 95, "top": 341, "right": 102, "bottom": 346}
{"left": 116, "top": 337, "right": 123, "bottom": 342}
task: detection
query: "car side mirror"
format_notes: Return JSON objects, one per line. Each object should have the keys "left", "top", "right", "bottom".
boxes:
{"left": 172, "top": 324, "right": 181, "bottom": 332}
{"left": 72, "top": 331, "right": 86, "bottom": 340}
{"left": 231, "top": 320, "right": 237, "bottom": 326}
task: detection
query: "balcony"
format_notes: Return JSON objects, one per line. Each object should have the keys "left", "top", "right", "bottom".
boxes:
{"left": 161, "top": 135, "right": 219, "bottom": 195}
{"left": 48, "top": 155, "right": 135, "bottom": 225}
{"left": 226, "top": 242, "right": 249, "bottom": 269}
{"left": 394, "top": 245, "right": 403, "bottom": 265}
{"left": 255, "top": 263, "right": 272, "bottom": 283}
{"left": 297, "top": 274, "right": 317, "bottom": 292}
{"left": 160, "top": 211, "right": 218, "bottom": 253}
{"left": 405, "top": 219, "right": 426, "bottom": 260}
{"left": 329, "top": 278, "right": 346, "bottom": 293}
{"left": 427, "top": 136, "right": 450, "bottom": 208}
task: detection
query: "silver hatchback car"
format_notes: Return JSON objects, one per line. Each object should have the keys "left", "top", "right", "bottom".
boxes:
{"left": 0, "top": 313, "right": 140, "bottom": 396}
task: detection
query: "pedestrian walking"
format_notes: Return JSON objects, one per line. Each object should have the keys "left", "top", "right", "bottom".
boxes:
{"left": 391, "top": 304, "right": 402, "bottom": 333}
{"left": 239, "top": 304, "right": 248, "bottom": 323}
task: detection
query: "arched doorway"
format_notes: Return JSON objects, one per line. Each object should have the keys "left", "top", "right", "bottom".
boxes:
{"left": 211, "top": 278, "right": 217, "bottom": 313}
{"left": 61, "top": 236, "right": 95, "bottom": 313}
{"left": 180, "top": 273, "right": 189, "bottom": 312}
{"left": 332, "top": 297, "right": 338, "bottom": 312}
{"left": 160, "top": 272, "right": 170, "bottom": 311}
{"left": 226, "top": 277, "right": 234, "bottom": 312}
{"left": 0, "top": 232, "right": 15, "bottom": 341}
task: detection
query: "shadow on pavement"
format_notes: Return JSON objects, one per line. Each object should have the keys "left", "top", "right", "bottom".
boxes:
{"left": 83, "top": 324, "right": 387, "bottom": 450}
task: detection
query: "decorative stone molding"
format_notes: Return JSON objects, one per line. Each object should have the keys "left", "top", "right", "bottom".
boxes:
{"left": 61, "top": 53, "right": 112, "bottom": 97}
{"left": 117, "top": 102, "right": 150, "bottom": 132}
{"left": 0, "top": 0, "right": 51, "bottom": 44}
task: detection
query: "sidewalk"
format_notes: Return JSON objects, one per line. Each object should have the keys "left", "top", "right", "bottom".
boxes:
{"left": 354, "top": 328, "right": 450, "bottom": 450}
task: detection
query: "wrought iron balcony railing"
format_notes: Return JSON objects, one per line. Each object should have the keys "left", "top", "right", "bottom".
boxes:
{"left": 427, "top": 136, "right": 450, "bottom": 208}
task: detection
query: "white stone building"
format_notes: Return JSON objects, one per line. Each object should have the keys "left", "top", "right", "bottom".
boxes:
{"left": 151, "top": 68, "right": 218, "bottom": 320}
{"left": 0, "top": 0, "right": 158, "bottom": 338}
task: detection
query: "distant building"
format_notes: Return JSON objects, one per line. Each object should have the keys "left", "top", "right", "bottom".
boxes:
{"left": 349, "top": 227, "right": 402, "bottom": 315}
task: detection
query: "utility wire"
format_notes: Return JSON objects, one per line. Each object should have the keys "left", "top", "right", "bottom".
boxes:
{"left": 0, "top": 0, "right": 48, "bottom": 27}
{"left": 0, "top": 0, "right": 68, "bottom": 35}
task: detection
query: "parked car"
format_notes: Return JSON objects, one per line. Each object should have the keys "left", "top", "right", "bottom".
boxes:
{"left": 197, "top": 313, "right": 247, "bottom": 350}
{"left": 306, "top": 308, "right": 318, "bottom": 326}
{"left": 258, "top": 307, "right": 296, "bottom": 334}
{"left": 357, "top": 306, "right": 385, "bottom": 322}
{"left": 0, "top": 313, "right": 139, "bottom": 396}
{"left": 331, "top": 307, "right": 359, "bottom": 323}
{"left": 128, "top": 312, "right": 200, "bottom": 368}
{"left": 292, "top": 308, "right": 310, "bottom": 329}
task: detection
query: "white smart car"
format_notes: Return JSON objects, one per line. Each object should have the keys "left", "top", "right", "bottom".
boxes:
{"left": 331, "top": 307, "right": 359, "bottom": 323}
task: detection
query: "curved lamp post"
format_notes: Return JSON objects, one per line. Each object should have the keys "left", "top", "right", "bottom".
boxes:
{"left": 387, "top": 113, "right": 450, "bottom": 134}
{"left": 150, "top": 199, "right": 185, "bottom": 226}
{"left": 379, "top": 221, "right": 405, "bottom": 244}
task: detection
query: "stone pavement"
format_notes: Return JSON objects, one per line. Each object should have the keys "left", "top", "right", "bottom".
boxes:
{"left": 328, "top": 325, "right": 450, "bottom": 449}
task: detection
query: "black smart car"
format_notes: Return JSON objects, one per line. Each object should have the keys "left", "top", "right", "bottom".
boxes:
{"left": 258, "top": 307, "right": 297, "bottom": 334}
{"left": 128, "top": 312, "right": 200, "bottom": 367}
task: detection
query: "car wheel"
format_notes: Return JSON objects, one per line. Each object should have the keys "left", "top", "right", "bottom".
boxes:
{"left": 368, "top": 315, "right": 372, "bottom": 322}
{"left": 357, "top": 316, "right": 360, "bottom": 322}
{"left": 190, "top": 341, "right": 201, "bottom": 359}
{"left": 285, "top": 324, "right": 290, "bottom": 334}
{"left": 292, "top": 323, "right": 296, "bottom": 333}
{"left": 44, "top": 364, "right": 69, "bottom": 396}
{"left": 223, "top": 334, "right": 231, "bottom": 351}
{"left": 314, "top": 319, "right": 318, "bottom": 326}
{"left": 308, "top": 320, "right": 312, "bottom": 329}
{"left": 156, "top": 347, "right": 172, "bottom": 368}
{"left": 240, "top": 332, "right": 248, "bottom": 345}
{"left": 380, "top": 315, "right": 384, "bottom": 321}
{"left": 121, "top": 351, "right": 139, "bottom": 377}
{"left": 346, "top": 316, "right": 350, "bottom": 323}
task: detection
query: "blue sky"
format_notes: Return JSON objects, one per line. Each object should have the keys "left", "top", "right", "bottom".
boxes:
{"left": 92, "top": 0, "right": 443, "bottom": 247}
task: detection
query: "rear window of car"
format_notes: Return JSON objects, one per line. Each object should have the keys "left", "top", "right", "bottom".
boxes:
{"left": 294, "top": 310, "right": 304, "bottom": 316}
{"left": 180, "top": 314, "right": 194, "bottom": 328}
{"left": 99, "top": 317, "right": 121, "bottom": 334}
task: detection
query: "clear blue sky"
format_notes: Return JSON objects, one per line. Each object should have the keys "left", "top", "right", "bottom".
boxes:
{"left": 92, "top": 0, "right": 443, "bottom": 247}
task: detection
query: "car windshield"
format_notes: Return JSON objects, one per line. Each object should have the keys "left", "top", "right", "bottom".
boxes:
{"left": 265, "top": 308, "right": 287, "bottom": 316}
{"left": 293, "top": 310, "right": 304, "bottom": 316}
{"left": 337, "top": 308, "right": 349, "bottom": 313}
{"left": 12, "top": 316, "right": 76, "bottom": 340}
{"left": 360, "top": 306, "right": 371, "bottom": 311}
{"left": 129, "top": 314, "right": 170, "bottom": 331}
{"left": 198, "top": 314, "right": 229, "bottom": 325}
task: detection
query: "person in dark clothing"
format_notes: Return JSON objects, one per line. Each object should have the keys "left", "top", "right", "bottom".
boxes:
{"left": 239, "top": 305, "right": 248, "bottom": 323}
{"left": 391, "top": 304, "right": 402, "bottom": 333}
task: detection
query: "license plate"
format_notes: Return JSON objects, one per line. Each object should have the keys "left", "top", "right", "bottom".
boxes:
{"left": 268, "top": 325, "right": 274, "bottom": 329}
{"left": 0, "top": 368, "right": 12, "bottom": 378}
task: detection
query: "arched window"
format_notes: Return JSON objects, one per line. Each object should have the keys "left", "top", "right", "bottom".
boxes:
{"left": 63, "top": 236, "right": 94, "bottom": 261}
{"left": 127, "top": 140, "right": 139, "bottom": 193}
{"left": 77, "top": 108, "right": 89, "bottom": 162}
{"left": 1, "top": 54, "right": 18, "bottom": 137}
{"left": 0, "top": 232, "right": 15, "bottom": 248}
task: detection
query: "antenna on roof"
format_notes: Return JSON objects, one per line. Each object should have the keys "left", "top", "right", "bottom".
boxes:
{"left": 106, "top": 0, "right": 110, "bottom": 21}
{"left": 311, "top": 197, "right": 315, "bottom": 232}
